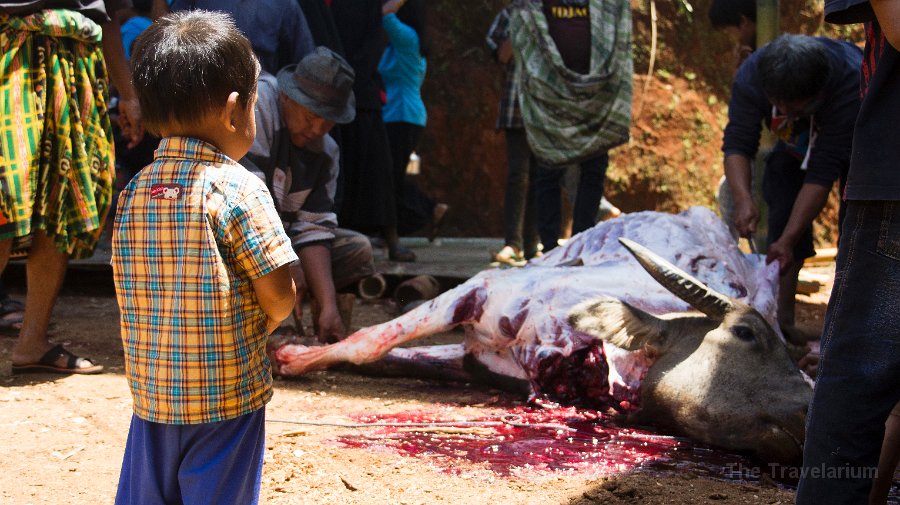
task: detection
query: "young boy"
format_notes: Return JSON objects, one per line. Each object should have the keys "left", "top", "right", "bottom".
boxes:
{"left": 111, "top": 11, "right": 298, "bottom": 504}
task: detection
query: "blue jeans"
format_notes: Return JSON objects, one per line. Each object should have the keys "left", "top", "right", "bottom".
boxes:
{"left": 796, "top": 200, "right": 900, "bottom": 504}
{"left": 535, "top": 153, "right": 608, "bottom": 252}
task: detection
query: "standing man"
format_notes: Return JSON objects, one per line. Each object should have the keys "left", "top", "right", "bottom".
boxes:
{"left": 796, "top": 0, "right": 900, "bottom": 502}
{"left": 242, "top": 47, "right": 376, "bottom": 344}
{"left": 1, "top": 0, "right": 143, "bottom": 374}
{"left": 486, "top": 4, "right": 540, "bottom": 266}
{"left": 330, "top": 0, "right": 415, "bottom": 262}
{"left": 721, "top": 34, "right": 859, "bottom": 332}
{"left": 508, "top": 0, "right": 632, "bottom": 253}
{"left": 708, "top": 0, "right": 757, "bottom": 66}
{"left": 156, "top": 0, "right": 315, "bottom": 74}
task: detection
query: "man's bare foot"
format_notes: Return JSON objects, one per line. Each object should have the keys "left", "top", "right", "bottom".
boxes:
{"left": 428, "top": 203, "right": 449, "bottom": 242}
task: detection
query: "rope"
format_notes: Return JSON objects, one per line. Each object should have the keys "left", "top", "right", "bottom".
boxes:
{"left": 267, "top": 414, "right": 577, "bottom": 432}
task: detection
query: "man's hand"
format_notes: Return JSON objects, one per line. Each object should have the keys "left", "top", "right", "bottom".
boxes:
{"left": 382, "top": 0, "right": 407, "bottom": 15}
{"left": 316, "top": 304, "right": 346, "bottom": 344}
{"left": 797, "top": 351, "right": 819, "bottom": 378}
{"left": 766, "top": 238, "right": 795, "bottom": 275}
{"left": 117, "top": 96, "right": 145, "bottom": 148}
{"left": 733, "top": 198, "right": 759, "bottom": 239}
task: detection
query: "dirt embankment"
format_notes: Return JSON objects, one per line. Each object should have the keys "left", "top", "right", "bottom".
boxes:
{"left": 417, "top": 0, "right": 858, "bottom": 247}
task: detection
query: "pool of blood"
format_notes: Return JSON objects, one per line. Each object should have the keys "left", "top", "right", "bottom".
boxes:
{"left": 337, "top": 406, "right": 754, "bottom": 479}
{"left": 335, "top": 406, "right": 900, "bottom": 501}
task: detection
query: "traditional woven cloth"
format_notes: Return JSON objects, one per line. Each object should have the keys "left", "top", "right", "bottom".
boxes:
{"left": 0, "top": 9, "right": 114, "bottom": 258}
{"left": 509, "top": 0, "right": 633, "bottom": 167}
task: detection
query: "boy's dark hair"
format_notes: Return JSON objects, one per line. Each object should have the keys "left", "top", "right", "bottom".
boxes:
{"left": 396, "top": 0, "right": 429, "bottom": 58}
{"left": 708, "top": 0, "right": 756, "bottom": 27}
{"left": 756, "top": 34, "right": 831, "bottom": 103}
{"left": 131, "top": 10, "right": 260, "bottom": 136}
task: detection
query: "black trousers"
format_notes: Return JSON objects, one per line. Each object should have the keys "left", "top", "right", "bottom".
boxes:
{"left": 385, "top": 122, "right": 436, "bottom": 235}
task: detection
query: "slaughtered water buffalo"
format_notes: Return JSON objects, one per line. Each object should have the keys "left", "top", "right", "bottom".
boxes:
{"left": 272, "top": 207, "right": 812, "bottom": 464}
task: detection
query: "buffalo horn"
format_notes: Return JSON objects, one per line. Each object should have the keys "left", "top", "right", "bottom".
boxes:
{"left": 618, "top": 237, "right": 735, "bottom": 320}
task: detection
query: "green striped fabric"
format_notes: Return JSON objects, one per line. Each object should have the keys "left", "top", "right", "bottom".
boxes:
{"left": 0, "top": 9, "right": 112, "bottom": 258}
{"left": 510, "top": 0, "right": 633, "bottom": 167}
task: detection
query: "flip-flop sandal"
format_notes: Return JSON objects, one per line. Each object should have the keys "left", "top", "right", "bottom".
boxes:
{"left": 0, "top": 298, "right": 25, "bottom": 315}
{"left": 0, "top": 298, "right": 25, "bottom": 335}
{"left": 492, "top": 246, "right": 527, "bottom": 267}
{"left": 11, "top": 344, "right": 104, "bottom": 375}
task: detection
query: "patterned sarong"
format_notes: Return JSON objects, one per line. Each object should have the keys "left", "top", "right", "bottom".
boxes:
{"left": 0, "top": 9, "right": 114, "bottom": 259}
{"left": 510, "top": 0, "right": 633, "bottom": 167}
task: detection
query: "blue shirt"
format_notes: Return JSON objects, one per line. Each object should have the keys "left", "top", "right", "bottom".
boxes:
{"left": 378, "top": 13, "right": 426, "bottom": 126}
{"left": 170, "top": 0, "right": 314, "bottom": 75}
{"left": 121, "top": 15, "right": 151, "bottom": 59}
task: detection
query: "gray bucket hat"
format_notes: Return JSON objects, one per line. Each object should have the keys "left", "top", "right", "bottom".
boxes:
{"left": 276, "top": 46, "right": 356, "bottom": 124}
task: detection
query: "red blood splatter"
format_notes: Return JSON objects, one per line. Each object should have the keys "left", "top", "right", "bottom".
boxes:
{"left": 337, "top": 406, "right": 748, "bottom": 479}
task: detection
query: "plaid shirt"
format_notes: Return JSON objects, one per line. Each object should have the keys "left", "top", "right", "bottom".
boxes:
{"left": 486, "top": 5, "right": 524, "bottom": 129}
{"left": 112, "top": 137, "right": 298, "bottom": 425}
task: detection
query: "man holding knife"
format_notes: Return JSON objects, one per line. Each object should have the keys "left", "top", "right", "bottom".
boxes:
{"left": 721, "top": 33, "right": 859, "bottom": 334}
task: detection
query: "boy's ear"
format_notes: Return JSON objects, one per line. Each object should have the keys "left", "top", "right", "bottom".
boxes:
{"left": 220, "top": 91, "right": 241, "bottom": 132}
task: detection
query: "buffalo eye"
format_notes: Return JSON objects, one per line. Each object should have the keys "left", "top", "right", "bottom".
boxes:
{"left": 732, "top": 325, "right": 756, "bottom": 342}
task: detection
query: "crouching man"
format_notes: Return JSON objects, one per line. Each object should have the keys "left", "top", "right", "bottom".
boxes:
{"left": 242, "top": 46, "right": 376, "bottom": 344}
{"left": 722, "top": 34, "right": 860, "bottom": 332}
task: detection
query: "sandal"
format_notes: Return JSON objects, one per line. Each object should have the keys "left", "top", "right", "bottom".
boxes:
{"left": 492, "top": 245, "right": 527, "bottom": 267}
{"left": 0, "top": 297, "right": 24, "bottom": 335}
{"left": 11, "top": 344, "right": 104, "bottom": 375}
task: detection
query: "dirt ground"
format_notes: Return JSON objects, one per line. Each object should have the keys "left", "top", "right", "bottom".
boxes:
{"left": 0, "top": 273, "right": 835, "bottom": 505}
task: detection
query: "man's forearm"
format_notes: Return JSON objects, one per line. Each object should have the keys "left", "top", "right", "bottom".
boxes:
{"left": 723, "top": 153, "right": 754, "bottom": 203}
{"left": 299, "top": 244, "right": 338, "bottom": 311}
{"left": 151, "top": 0, "right": 170, "bottom": 20}
{"left": 778, "top": 183, "right": 832, "bottom": 247}
{"left": 871, "top": 0, "right": 900, "bottom": 49}
{"left": 101, "top": 19, "right": 134, "bottom": 101}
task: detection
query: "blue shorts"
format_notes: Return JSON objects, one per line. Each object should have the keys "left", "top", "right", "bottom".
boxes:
{"left": 115, "top": 409, "right": 266, "bottom": 505}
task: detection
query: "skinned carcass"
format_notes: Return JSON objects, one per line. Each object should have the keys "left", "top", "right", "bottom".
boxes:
{"left": 272, "top": 207, "right": 812, "bottom": 464}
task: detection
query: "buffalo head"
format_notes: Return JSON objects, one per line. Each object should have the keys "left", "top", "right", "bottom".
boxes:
{"left": 569, "top": 238, "right": 812, "bottom": 465}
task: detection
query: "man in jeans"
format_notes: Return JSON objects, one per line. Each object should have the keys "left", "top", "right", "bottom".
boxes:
{"left": 486, "top": 4, "right": 540, "bottom": 265}
{"left": 795, "top": 0, "right": 900, "bottom": 502}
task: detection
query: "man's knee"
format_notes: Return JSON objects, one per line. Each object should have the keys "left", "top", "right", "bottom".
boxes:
{"left": 331, "top": 229, "right": 376, "bottom": 289}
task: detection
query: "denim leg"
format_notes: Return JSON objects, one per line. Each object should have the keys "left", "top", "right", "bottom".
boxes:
{"left": 503, "top": 129, "right": 535, "bottom": 252}
{"left": 796, "top": 200, "right": 900, "bottom": 504}
{"left": 572, "top": 153, "right": 609, "bottom": 235}
{"left": 534, "top": 161, "right": 564, "bottom": 252}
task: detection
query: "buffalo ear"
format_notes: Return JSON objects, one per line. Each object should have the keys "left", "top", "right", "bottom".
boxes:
{"left": 568, "top": 298, "right": 667, "bottom": 352}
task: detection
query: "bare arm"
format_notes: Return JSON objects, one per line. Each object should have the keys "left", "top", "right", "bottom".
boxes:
{"left": 723, "top": 153, "right": 758, "bottom": 237}
{"left": 101, "top": 17, "right": 144, "bottom": 148}
{"left": 766, "top": 183, "right": 831, "bottom": 272}
{"left": 252, "top": 264, "right": 297, "bottom": 334}
{"left": 382, "top": 0, "right": 407, "bottom": 15}
{"left": 298, "top": 244, "right": 345, "bottom": 343}
{"left": 497, "top": 39, "right": 513, "bottom": 65}
{"left": 151, "top": 0, "right": 169, "bottom": 20}
{"left": 871, "top": 0, "right": 900, "bottom": 49}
